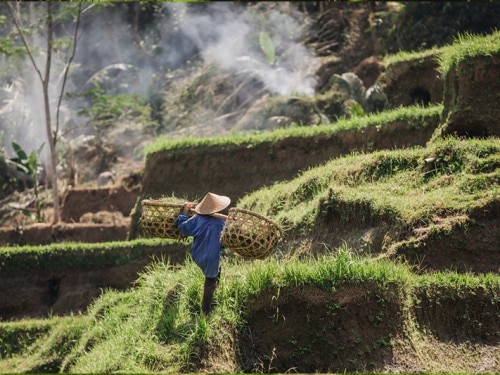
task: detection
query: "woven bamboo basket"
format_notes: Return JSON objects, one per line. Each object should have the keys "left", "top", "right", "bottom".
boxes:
{"left": 221, "top": 208, "right": 283, "bottom": 259}
{"left": 140, "top": 199, "right": 186, "bottom": 240}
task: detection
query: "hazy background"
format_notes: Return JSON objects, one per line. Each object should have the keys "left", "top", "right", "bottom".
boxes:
{"left": 0, "top": 2, "right": 319, "bottom": 166}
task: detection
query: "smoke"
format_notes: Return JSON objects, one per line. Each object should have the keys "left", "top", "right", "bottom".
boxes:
{"left": 165, "top": 2, "right": 319, "bottom": 97}
{"left": 0, "top": 41, "right": 58, "bottom": 166}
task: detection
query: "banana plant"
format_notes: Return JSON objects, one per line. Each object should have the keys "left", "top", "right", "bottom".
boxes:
{"left": 10, "top": 141, "right": 45, "bottom": 222}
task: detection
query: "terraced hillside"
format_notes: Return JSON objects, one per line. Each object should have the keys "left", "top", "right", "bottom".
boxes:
{"left": 0, "top": 21, "right": 498, "bottom": 375}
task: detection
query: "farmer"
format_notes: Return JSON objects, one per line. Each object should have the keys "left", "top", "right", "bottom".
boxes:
{"left": 177, "top": 192, "right": 230, "bottom": 315}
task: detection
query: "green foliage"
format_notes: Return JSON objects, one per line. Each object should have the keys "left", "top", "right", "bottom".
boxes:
{"left": 8, "top": 142, "right": 45, "bottom": 221}
{"left": 0, "top": 36, "right": 27, "bottom": 57}
{"left": 75, "top": 87, "right": 154, "bottom": 132}
{"left": 259, "top": 31, "right": 276, "bottom": 66}
{"left": 9, "top": 141, "right": 43, "bottom": 177}
{"left": 348, "top": 101, "right": 365, "bottom": 117}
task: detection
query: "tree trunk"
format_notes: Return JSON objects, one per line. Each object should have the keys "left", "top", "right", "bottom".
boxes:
{"left": 43, "top": 2, "right": 60, "bottom": 224}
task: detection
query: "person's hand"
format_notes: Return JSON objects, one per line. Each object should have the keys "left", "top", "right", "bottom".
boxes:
{"left": 182, "top": 202, "right": 196, "bottom": 214}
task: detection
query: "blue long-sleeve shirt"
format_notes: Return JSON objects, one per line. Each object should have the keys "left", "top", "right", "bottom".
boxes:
{"left": 176, "top": 213, "right": 225, "bottom": 278}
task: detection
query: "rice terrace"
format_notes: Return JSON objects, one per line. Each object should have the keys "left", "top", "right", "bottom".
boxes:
{"left": 0, "top": 2, "right": 498, "bottom": 374}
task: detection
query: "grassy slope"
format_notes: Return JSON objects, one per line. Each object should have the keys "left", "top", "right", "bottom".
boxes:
{"left": 1, "top": 253, "right": 498, "bottom": 373}
{"left": 238, "top": 137, "right": 499, "bottom": 250}
{"left": 383, "top": 30, "right": 500, "bottom": 74}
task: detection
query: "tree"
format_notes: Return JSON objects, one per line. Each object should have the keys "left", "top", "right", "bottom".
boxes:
{"left": 5, "top": 2, "right": 83, "bottom": 224}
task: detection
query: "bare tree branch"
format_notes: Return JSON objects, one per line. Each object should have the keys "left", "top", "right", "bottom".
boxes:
{"left": 56, "top": 3, "right": 82, "bottom": 138}
{"left": 6, "top": 2, "right": 44, "bottom": 83}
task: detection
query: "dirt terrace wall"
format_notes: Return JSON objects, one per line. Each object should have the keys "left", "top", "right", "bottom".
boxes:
{"left": 0, "top": 242, "right": 189, "bottom": 320}
{"left": 413, "top": 285, "right": 500, "bottom": 344}
{"left": 440, "top": 54, "right": 500, "bottom": 137}
{"left": 197, "top": 283, "right": 500, "bottom": 373}
{"left": 60, "top": 185, "right": 140, "bottom": 223}
{"left": 142, "top": 121, "right": 440, "bottom": 202}
{"left": 383, "top": 53, "right": 444, "bottom": 108}
{"left": 314, "top": 196, "right": 499, "bottom": 274}
{"left": 397, "top": 202, "right": 500, "bottom": 274}
{"left": 237, "top": 284, "right": 404, "bottom": 373}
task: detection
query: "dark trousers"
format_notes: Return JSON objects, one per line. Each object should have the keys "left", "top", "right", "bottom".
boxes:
{"left": 201, "top": 271, "right": 220, "bottom": 315}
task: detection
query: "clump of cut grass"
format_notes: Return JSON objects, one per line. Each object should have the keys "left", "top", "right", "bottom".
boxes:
{"left": 239, "top": 137, "right": 499, "bottom": 239}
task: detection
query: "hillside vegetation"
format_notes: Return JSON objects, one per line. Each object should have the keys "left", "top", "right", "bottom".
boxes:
{"left": 238, "top": 136, "right": 499, "bottom": 271}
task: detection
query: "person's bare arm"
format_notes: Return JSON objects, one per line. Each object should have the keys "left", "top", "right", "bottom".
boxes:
{"left": 182, "top": 202, "right": 196, "bottom": 214}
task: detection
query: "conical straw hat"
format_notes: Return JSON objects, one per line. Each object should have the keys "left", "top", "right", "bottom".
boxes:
{"left": 195, "top": 192, "right": 231, "bottom": 215}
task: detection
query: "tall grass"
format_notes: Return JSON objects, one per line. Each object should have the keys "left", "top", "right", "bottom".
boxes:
{"left": 0, "top": 318, "right": 58, "bottom": 360}
{"left": 60, "top": 260, "right": 205, "bottom": 373}
{"left": 0, "top": 316, "right": 88, "bottom": 373}
{"left": 418, "top": 270, "right": 500, "bottom": 294}
{"left": 62, "top": 250, "right": 415, "bottom": 373}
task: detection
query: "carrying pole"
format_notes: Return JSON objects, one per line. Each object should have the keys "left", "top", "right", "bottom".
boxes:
{"left": 189, "top": 209, "right": 228, "bottom": 219}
